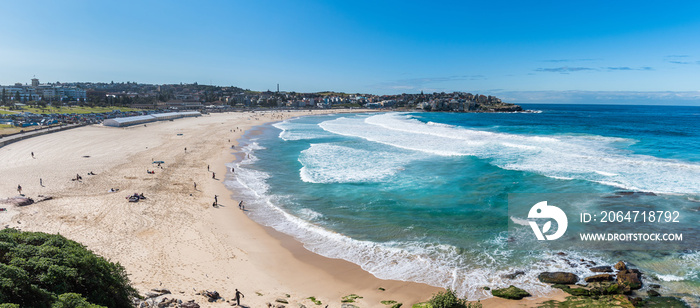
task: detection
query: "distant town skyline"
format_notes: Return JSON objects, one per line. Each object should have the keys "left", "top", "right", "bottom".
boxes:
{"left": 2, "top": 1, "right": 700, "bottom": 105}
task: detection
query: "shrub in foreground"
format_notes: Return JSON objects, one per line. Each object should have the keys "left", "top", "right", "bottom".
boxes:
{"left": 0, "top": 229, "right": 137, "bottom": 307}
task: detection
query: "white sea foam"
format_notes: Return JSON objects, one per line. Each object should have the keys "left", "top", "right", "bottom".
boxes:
{"left": 298, "top": 143, "right": 421, "bottom": 183}
{"left": 273, "top": 120, "right": 333, "bottom": 141}
{"left": 657, "top": 274, "right": 685, "bottom": 282}
{"left": 595, "top": 170, "right": 619, "bottom": 177}
{"left": 510, "top": 216, "right": 531, "bottom": 226}
{"left": 318, "top": 113, "right": 700, "bottom": 194}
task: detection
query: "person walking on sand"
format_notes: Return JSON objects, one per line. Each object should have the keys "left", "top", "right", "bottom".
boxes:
{"left": 207, "top": 165, "right": 210, "bottom": 171}
{"left": 31, "top": 152, "right": 34, "bottom": 158}
{"left": 194, "top": 182, "right": 197, "bottom": 190}
{"left": 214, "top": 195, "right": 218, "bottom": 205}
{"left": 17, "top": 185, "right": 22, "bottom": 195}
{"left": 212, "top": 172, "right": 215, "bottom": 179}
{"left": 40, "top": 178, "right": 43, "bottom": 186}
{"left": 235, "top": 289, "right": 244, "bottom": 306}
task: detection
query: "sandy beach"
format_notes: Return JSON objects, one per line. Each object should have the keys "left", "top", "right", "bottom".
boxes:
{"left": 0, "top": 110, "right": 565, "bottom": 307}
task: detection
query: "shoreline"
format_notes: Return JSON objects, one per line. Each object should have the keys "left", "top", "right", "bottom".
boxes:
{"left": 0, "top": 109, "right": 568, "bottom": 307}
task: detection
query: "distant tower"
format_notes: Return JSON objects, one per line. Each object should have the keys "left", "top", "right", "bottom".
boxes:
{"left": 31, "top": 77, "right": 39, "bottom": 87}
{"left": 277, "top": 84, "right": 279, "bottom": 93}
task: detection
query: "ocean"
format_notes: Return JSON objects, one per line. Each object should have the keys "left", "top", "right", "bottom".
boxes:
{"left": 225, "top": 104, "right": 700, "bottom": 304}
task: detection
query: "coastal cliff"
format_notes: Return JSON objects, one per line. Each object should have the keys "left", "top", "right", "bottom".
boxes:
{"left": 418, "top": 93, "right": 523, "bottom": 112}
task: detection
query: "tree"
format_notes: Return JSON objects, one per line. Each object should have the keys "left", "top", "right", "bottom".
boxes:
{"left": 1, "top": 88, "right": 5, "bottom": 105}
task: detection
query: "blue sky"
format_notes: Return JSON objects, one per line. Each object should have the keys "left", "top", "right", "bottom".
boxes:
{"left": 2, "top": 0, "right": 700, "bottom": 103}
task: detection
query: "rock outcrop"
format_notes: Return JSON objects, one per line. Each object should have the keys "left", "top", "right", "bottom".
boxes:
{"left": 491, "top": 285, "right": 531, "bottom": 300}
{"left": 538, "top": 272, "right": 579, "bottom": 284}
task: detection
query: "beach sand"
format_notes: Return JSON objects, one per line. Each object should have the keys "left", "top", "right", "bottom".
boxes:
{"left": 0, "top": 110, "right": 565, "bottom": 307}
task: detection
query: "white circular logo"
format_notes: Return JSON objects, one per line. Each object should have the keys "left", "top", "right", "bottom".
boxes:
{"left": 528, "top": 201, "right": 568, "bottom": 241}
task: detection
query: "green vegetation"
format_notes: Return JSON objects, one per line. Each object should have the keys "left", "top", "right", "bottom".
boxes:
{"left": 14, "top": 106, "right": 142, "bottom": 115}
{"left": 341, "top": 294, "right": 363, "bottom": 303}
{"left": 412, "top": 289, "right": 482, "bottom": 308}
{"left": 307, "top": 296, "right": 322, "bottom": 305}
{"left": 0, "top": 109, "right": 16, "bottom": 115}
{"left": 0, "top": 229, "right": 138, "bottom": 308}
{"left": 52, "top": 293, "right": 106, "bottom": 308}
{"left": 538, "top": 294, "right": 635, "bottom": 308}
{"left": 316, "top": 91, "right": 351, "bottom": 97}
{"left": 382, "top": 299, "right": 403, "bottom": 307}
{"left": 639, "top": 296, "right": 691, "bottom": 308}
{"left": 331, "top": 103, "right": 362, "bottom": 108}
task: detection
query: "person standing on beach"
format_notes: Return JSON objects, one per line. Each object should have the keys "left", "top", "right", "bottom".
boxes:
{"left": 40, "top": 178, "right": 43, "bottom": 186}
{"left": 17, "top": 185, "right": 22, "bottom": 195}
{"left": 31, "top": 152, "right": 34, "bottom": 158}
{"left": 194, "top": 182, "right": 197, "bottom": 190}
{"left": 214, "top": 195, "right": 218, "bottom": 205}
{"left": 207, "top": 165, "right": 210, "bottom": 171}
{"left": 235, "top": 289, "right": 244, "bottom": 306}
{"left": 212, "top": 172, "right": 215, "bottom": 179}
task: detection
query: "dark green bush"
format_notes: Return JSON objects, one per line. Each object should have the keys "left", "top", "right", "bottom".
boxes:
{"left": 0, "top": 229, "right": 137, "bottom": 307}
{"left": 52, "top": 293, "right": 106, "bottom": 308}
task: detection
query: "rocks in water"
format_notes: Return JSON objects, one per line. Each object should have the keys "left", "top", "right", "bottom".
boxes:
{"left": 491, "top": 285, "right": 531, "bottom": 300}
{"left": 553, "top": 281, "right": 629, "bottom": 297}
{"left": 589, "top": 265, "right": 613, "bottom": 273}
{"left": 501, "top": 270, "right": 525, "bottom": 279}
{"left": 649, "top": 283, "right": 661, "bottom": 289}
{"left": 584, "top": 274, "right": 615, "bottom": 283}
{"left": 648, "top": 289, "right": 661, "bottom": 297}
{"left": 614, "top": 260, "right": 627, "bottom": 271}
{"left": 617, "top": 269, "right": 642, "bottom": 289}
{"left": 538, "top": 272, "right": 579, "bottom": 284}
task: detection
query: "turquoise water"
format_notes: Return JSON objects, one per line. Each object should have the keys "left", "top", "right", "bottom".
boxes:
{"left": 226, "top": 105, "right": 700, "bottom": 303}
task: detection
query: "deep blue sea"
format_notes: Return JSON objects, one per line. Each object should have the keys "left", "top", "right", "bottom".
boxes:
{"left": 226, "top": 104, "right": 700, "bottom": 303}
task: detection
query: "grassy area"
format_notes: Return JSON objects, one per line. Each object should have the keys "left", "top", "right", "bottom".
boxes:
{"left": 0, "top": 125, "right": 45, "bottom": 136}
{"left": 3, "top": 106, "right": 142, "bottom": 115}
{"left": 0, "top": 109, "right": 17, "bottom": 114}
{"left": 29, "top": 106, "right": 143, "bottom": 114}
